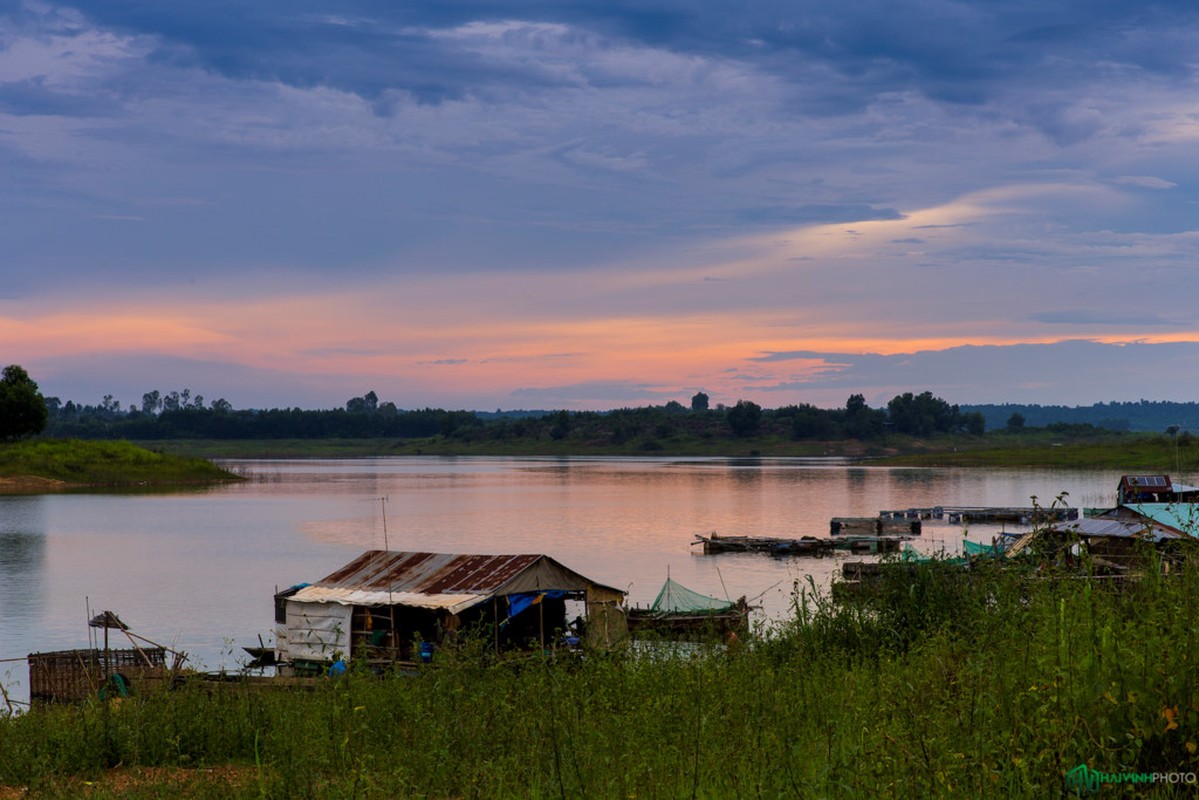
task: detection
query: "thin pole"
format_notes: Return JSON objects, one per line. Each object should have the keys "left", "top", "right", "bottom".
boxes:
{"left": 121, "top": 628, "right": 155, "bottom": 669}
{"left": 380, "top": 496, "right": 389, "bottom": 551}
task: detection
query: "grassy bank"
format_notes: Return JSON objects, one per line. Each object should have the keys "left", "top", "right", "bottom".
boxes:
{"left": 132, "top": 430, "right": 1194, "bottom": 472}
{"left": 2, "top": 557, "right": 1197, "bottom": 798}
{"left": 131, "top": 436, "right": 854, "bottom": 459}
{"left": 0, "top": 439, "right": 240, "bottom": 491}
{"left": 874, "top": 431, "right": 1195, "bottom": 470}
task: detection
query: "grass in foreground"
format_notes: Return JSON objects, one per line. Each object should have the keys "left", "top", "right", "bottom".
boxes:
{"left": 2, "top": 555, "right": 1197, "bottom": 798}
{"left": 0, "top": 439, "right": 239, "bottom": 489}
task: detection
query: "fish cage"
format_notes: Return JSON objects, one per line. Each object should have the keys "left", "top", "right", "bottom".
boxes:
{"left": 27, "top": 647, "right": 176, "bottom": 705}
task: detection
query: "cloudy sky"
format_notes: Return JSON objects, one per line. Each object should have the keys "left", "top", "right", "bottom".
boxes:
{"left": 4, "top": 1, "right": 1199, "bottom": 411}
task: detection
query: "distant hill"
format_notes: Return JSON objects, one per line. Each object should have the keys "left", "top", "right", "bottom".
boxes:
{"left": 962, "top": 401, "right": 1199, "bottom": 434}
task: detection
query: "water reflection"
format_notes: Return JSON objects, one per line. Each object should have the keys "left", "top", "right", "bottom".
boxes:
{"left": 0, "top": 458, "right": 1130, "bottom": 707}
{"left": 0, "top": 497, "right": 47, "bottom": 626}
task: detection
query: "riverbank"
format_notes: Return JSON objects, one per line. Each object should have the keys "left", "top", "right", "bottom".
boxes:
{"left": 125, "top": 430, "right": 1191, "bottom": 471}
{"left": 0, "top": 439, "right": 241, "bottom": 493}
{"left": 2, "top": 558, "right": 1196, "bottom": 798}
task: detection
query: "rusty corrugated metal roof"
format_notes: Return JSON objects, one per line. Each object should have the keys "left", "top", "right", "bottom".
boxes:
{"left": 314, "top": 550, "right": 543, "bottom": 594}
{"left": 289, "top": 550, "right": 623, "bottom": 612}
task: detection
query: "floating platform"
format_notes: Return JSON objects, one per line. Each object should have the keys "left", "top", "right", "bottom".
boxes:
{"left": 692, "top": 533, "right": 836, "bottom": 557}
{"left": 880, "top": 506, "right": 1078, "bottom": 525}
{"left": 830, "top": 517, "right": 921, "bottom": 536}
{"left": 880, "top": 507, "right": 944, "bottom": 520}
{"left": 942, "top": 507, "right": 1078, "bottom": 525}
{"left": 831, "top": 535, "right": 906, "bottom": 554}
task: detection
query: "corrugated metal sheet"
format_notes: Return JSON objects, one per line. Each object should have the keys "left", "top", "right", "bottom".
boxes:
{"left": 291, "top": 587, "right": 487, "bottom": 614}
{"left": 314, "top": 551, "right": 542, "bottom": 593}
{"left": 1121, "top": 504, "right": 1199, "bottom": 538}
{"left": 1052, "top": 516, "right": 1182, "bottom": 542}
{"left": 291, "top": 550, "right": 623, "bottom": 610}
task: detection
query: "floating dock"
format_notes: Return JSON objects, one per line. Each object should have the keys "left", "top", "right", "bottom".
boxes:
{"left": 693, "top": 533, "right": 836, "bottom": 557}
{"left": 879, "top": 506, "right": 1078, "bottom": 525}
{"left": 830, "top": 517, "right": 921, "bottom": 536}
{"left": 830, "top": 535, "right": 906, "bottom": 554}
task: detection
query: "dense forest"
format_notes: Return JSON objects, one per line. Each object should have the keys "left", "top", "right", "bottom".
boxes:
{"left": 42, "top": 389, "right": 989, "bottom": 446}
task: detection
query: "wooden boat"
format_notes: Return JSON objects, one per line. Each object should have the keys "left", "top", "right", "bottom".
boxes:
{"left": 626, "top": 577, "right": 750, "bottom": 638}
{"left": 692, "top": 532, "right": 836, "bottom": 557}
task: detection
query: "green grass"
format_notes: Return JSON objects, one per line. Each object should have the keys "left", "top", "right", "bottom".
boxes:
{"left": 0, "top": 439, "right": 239, "bottom": 488}
{"left": 129, "top": 430, "right": 1193, "bottom": 471}
{"left": 875, "top": 432, "right": 1195, "bottom": 470}
{"left": 3, "top": 555, "right": 1198, "bottom": 798}
{"left": 131, "top": 435, "right": 849, "bottom": 459}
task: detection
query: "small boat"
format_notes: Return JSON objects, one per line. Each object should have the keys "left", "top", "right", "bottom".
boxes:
{"left": 627, "top": 577, "right": 751, "bottom": 639}
{"left": 692, "top": 532, "right": 836, "bottom": 557}
{"left": 241, "top": 646, "right": 276, "bottom": 668}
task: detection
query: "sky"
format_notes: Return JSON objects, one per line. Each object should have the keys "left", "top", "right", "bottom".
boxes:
{"left": 3, "top": 1, "right": 1199, "bottom": 412}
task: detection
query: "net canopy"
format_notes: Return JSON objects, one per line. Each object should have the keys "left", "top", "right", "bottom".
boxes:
{"left": 651, "top": 578, "right": 735, "bottom": 614}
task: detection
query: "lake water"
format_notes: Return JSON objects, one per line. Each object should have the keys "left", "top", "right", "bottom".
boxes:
{"left": 0, "top": 457, "right": 1130, "bottom": 704}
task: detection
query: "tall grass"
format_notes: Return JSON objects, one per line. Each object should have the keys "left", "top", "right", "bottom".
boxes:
{"left": 2, "top": 558, "right": 1198, "bottom": 798}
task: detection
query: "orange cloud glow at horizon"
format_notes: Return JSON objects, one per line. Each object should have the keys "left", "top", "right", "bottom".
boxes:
{"left": 7, "top": 292, "right": 1199, "bottom": 395}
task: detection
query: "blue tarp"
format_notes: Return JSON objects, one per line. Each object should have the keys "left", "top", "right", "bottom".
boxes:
{"left": 505, "top": 590, "right": 567, "bottom": 621}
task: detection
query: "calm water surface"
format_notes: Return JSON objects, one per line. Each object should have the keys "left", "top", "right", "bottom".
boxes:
{"left": 0, "top": 457, "right": 1129, "bottom": 701}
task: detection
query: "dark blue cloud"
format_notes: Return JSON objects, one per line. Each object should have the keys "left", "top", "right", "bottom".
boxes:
{"left": 746, "top": 341, "right": 1199, "bottom": 405}
{"left": 73, "top": 1, "right": 1199, "bottom": 114}
{"left": 1028, "top": 311, "right": 1180, "bottom": 326}
{"left": 0, "top": 77, "right": 119, "bottom": 117}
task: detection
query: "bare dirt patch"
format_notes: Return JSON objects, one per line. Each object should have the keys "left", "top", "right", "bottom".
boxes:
{"left": 0, "top": 765, "right": 257, "bottom": 798}
{"left": 0, "top": 475, "right": 70, "bottom": 494}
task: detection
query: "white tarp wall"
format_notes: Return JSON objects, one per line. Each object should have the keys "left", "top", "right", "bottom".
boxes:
{"left": 283, "top": 600, "right": 352, "bottom": 663}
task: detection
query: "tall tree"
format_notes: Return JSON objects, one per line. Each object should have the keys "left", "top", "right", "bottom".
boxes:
{"left": 142, "top": 390, "right": 161, "bottom": 415}
{"left": 0, "top": 365, "right": 49, "bottom": 440}
{"left": 726, "top": 400, "right": 762, "bottom": 437}
{"left": 691, "top": 391, "right": 710, "bottom": 412}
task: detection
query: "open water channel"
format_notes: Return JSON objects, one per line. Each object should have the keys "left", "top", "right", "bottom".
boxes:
{"left": 0, "top": 457, "right": 1133, "bottom": 704}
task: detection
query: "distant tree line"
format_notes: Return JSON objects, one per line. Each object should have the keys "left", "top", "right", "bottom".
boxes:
{"left": 964, "top": 400, "right": 1199, "bottom": 434}
{"left": 36, "top": 383, "right": 991, "bottom": 444}
{"left": 15, "top": 363, "right": 1194, "bottom": 447}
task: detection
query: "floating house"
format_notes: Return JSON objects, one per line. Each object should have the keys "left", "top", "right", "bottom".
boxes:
{"left": 1115, "top": 475, "right": 1199, "bottom": 506}
{"left": 1000, "top": 475, "right": 1199, "bottom": 569}
{"left": 1101, "top": 475, "right": 1199, "bottom": 539}
{"left": 275, "top": 550, "right": 626, "bottom": 671}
